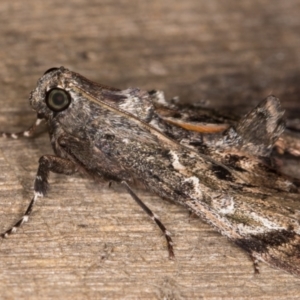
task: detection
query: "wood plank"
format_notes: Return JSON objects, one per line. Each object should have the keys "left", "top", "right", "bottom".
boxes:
{"left": 1, "top": 1, "right": 300, "bottom": 298}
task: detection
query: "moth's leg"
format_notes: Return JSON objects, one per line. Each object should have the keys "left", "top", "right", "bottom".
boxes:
{"left": 121, "top": 181, "right": 174, "bottom": 259}
{"left": 0, "top": 115, "right": 44, "bottom": 139}
{"left": 1, "top": 155, "right": 78, "bottom": 238}
{"left": 250, "top": 253, "right": 260, "bottom": 274}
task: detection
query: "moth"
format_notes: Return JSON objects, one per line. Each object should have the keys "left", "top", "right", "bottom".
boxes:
{"left": 1, "top": 66, "right": 300, "bottom": 277}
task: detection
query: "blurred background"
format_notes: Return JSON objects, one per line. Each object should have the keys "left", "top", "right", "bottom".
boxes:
{"left": 1, "top": 1, "right": 300, "bottom": 117}
{"left": 1, "top": 1, "right": 300, "bottom": 299}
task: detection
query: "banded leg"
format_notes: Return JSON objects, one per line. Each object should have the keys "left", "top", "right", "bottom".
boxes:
{"left": 250, "top": 253, "right": 260, "bottom": 274}
{"left": 1, "top": 115, "right": 44, "bottom": 139}
{"left": 121, "top": 181, "right": 174, "bottom": 259}
{"left": 1, "top": 155, "right": 78, "bottom": 238}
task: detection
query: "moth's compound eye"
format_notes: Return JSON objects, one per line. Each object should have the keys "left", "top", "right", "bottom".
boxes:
{"left": 46, "top": 88, "right": 71, "bottom": 112}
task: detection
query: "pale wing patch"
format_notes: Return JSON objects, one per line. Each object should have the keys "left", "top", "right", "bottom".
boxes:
{"left": 169, "top": 150, "right": 186, "bottom": 171}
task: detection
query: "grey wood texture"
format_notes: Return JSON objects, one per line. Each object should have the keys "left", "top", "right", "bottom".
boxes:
{"left": 0, "top": 1, "right": 300, "bottom": 299}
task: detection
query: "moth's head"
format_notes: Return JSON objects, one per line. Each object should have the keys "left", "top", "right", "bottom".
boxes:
{"left": 29, "top": 66, "right": 74, "bottom": 120}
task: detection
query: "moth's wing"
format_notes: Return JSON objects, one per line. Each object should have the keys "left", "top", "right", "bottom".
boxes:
{"left": 233, "top": 95, "right": 285, "bottom": 157}
{"left": 61, "top": 112, "right": 161, "bottom": 182}
{"left": 157, "top": 95, "right": 285, "bottom": 157}
{"left": 57, "top": 132, "right": 134, "bottom": 182}
{"left": 264, "top": 234, "right": 300, "bottom": 276}
{"left": 236, "top": 229, "right": 300, "bottom": 276}
{"left": 154, "top": 104, "right": 233, "bottom": 134}
{"left": 230, "top": 191, "right": 300, "bottom": 276}
{"left": 157, "top": 118, "right": 230, "bottom": 133}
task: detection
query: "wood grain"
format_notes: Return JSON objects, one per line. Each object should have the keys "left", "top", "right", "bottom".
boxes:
{"left": 1, "top": 1, "right": 300, "bottom": 299}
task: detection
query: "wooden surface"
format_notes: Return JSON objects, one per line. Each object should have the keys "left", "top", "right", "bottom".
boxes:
{"left": 1, "top": 1, "right": 300, "bottom": 299}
